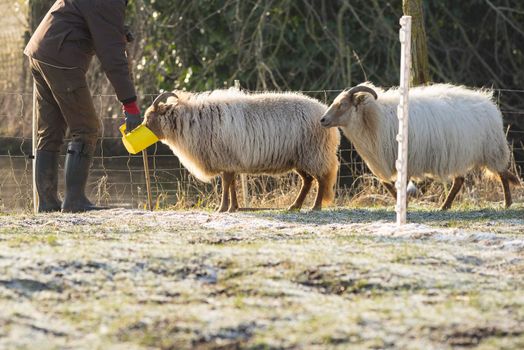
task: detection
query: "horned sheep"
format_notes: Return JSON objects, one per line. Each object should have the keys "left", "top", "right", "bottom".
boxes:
{"left": 320, "top": 83, "right": 520, "bottom": 210}
{"left": 144, "top": 89, "right": 340, "bottom": 212}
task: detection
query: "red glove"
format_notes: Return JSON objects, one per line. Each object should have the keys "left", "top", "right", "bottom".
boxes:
{"left": 123, "top": 101, "right": 140, "bottom": 114}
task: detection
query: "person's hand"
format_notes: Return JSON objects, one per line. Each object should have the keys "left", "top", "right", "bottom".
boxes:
{"left": 125, "top": 112, "right": 142, "bottom": 132}
{"left": 123, "top": 101, "right": 142, "bottom": 132}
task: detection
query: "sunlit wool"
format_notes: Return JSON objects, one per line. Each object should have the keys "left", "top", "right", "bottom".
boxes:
{"left": 321, "top": 83, "right": 519, "bottom": 208}
{"left": 144, "top": 88, "right": 340, "bottom": 211}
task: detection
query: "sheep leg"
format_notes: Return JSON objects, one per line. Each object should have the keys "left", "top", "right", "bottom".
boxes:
{"left": 382, "top": 181, "right": 397, "bottom": 199}
{"left": 288, "top": 171, "right": 313, "bottom": 211}
{"left": 499, "top": 171, "right": 512, "bottom": 208}
{"left": 312, "top": 176, "right": 327, "bottom": 211}
{"left": 440, "top": 176, "right": 464, "bottom": 211}
{"left": 228, "top": 175, "right": 239, "bottom": 212}
{"left": 218, "top": 172, "right": 234, "bottom": 213}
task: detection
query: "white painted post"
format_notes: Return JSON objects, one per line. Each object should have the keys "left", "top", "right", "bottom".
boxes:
{"left": 32, "top": 80, "right": 38, "bottom": 214}
{"left": 396, "top": 16, "right": 412, "bottom": 226}
{"left": 234, "top": 80, "right": 250, "bottom": 208}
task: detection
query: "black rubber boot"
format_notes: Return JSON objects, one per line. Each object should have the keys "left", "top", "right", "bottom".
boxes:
{"left": 36, "top": 150, "right": 62, "bottom": 213}
{"left": 61, "top": 141, "right": 105, "bottom": 213}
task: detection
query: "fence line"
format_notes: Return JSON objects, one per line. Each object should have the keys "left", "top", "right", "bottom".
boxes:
{"left": 5, "top": 86, "right": 524, "bottom": 96}
{"left": 1, "top": 88, "right": 523, "bottom": 211}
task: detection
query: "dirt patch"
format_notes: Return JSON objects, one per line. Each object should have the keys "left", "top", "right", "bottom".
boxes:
{"left": 438, "top": 325, "right": 524, "bottom": 347}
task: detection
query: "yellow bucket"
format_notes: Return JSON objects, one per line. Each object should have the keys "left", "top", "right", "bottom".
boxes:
{"left": 119, "top": 124, "right": 159, "bottom": 154}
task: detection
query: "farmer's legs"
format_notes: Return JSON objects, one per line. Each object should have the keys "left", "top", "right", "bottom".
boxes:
{"left": 31, "top": 59, "right": 102, "bottom": 212}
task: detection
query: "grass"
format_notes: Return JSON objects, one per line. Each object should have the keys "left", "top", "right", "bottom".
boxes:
{"left": 0, "top": 204, "right": 523, "bottom": 349}
{"left": 151, "top": 169, "right": 524, "bottom": 213}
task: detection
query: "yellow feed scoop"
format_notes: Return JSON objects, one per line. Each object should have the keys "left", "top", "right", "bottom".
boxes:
{"left": 119, "top": 124, "right": 159, "bottom": 154}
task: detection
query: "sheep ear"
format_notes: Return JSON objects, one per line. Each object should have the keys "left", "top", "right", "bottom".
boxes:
{"left": 351, "top": 93, "right": 368, "bottom": 106}
{"left": 156, "top": 103, "right": 169, "bottom": 114}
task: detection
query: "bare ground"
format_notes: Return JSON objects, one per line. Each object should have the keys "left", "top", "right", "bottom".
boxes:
{"left": 0, "top": 204, "right": 523, "bottom": 349}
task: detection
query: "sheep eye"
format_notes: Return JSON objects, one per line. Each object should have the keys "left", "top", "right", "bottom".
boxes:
{"left": 340, "top": 101, "right": 349, "bottom": 110}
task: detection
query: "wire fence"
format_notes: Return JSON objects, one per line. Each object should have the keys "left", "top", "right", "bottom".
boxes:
{"left": 0, "top": 88, "right": 523, "bottom": 212}
{"left": 0, "top": 0, "right": 27, "bottom": 92}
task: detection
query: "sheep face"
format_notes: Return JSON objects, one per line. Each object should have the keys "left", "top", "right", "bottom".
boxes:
{"left": 143, "top": 103, "right": 167, "bottom": 140}
{"left": 320, "top": 87, "right": 377, "bottom": 129}
{"left": 143, "top": 92, "right": 180, "bottom": 140}
{"left": 320, "top": 91, "right": 357, "bottom": 128}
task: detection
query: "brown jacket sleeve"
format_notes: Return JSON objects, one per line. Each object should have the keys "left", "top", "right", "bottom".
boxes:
{"left": 81, "top": 0, "right": 136, "bottom": 103}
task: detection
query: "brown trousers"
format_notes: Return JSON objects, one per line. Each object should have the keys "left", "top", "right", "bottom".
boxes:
{"left": 30, "top": 57, "right": 100, "bottom": 152}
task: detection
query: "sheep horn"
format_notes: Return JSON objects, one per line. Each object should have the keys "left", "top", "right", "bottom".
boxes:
{"left": 153, "top": 92, "right": 178, "bottom": 110}
{"left": 346, "top": 86, "right": 378, "bottom": 100}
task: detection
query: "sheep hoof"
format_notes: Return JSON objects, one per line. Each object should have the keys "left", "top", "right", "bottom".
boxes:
{"left": 310, "top": 206, "right": 322, "bottom": 211}
{"left": 440, "top": 204, "right": 451, "bottom": 211}
{"left": 287, "top": 205, "right": 301, "bottom": 211}
{"left": 217, "top": 206, "right": 228, "bottom": 213}
{"left": 228, "top": 206, "right": 239, "bottom": 213}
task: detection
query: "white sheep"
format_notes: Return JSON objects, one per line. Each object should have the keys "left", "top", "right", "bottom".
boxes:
{"left": 144, "top": 89, "right": 340, "bottom": 212}
{"left": 320, "top": 83, "right": 520, "bottom": 210}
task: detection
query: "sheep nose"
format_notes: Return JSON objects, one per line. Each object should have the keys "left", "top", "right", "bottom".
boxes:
{"left": 320, "top": 117, "right": 328, "bottom": 126}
